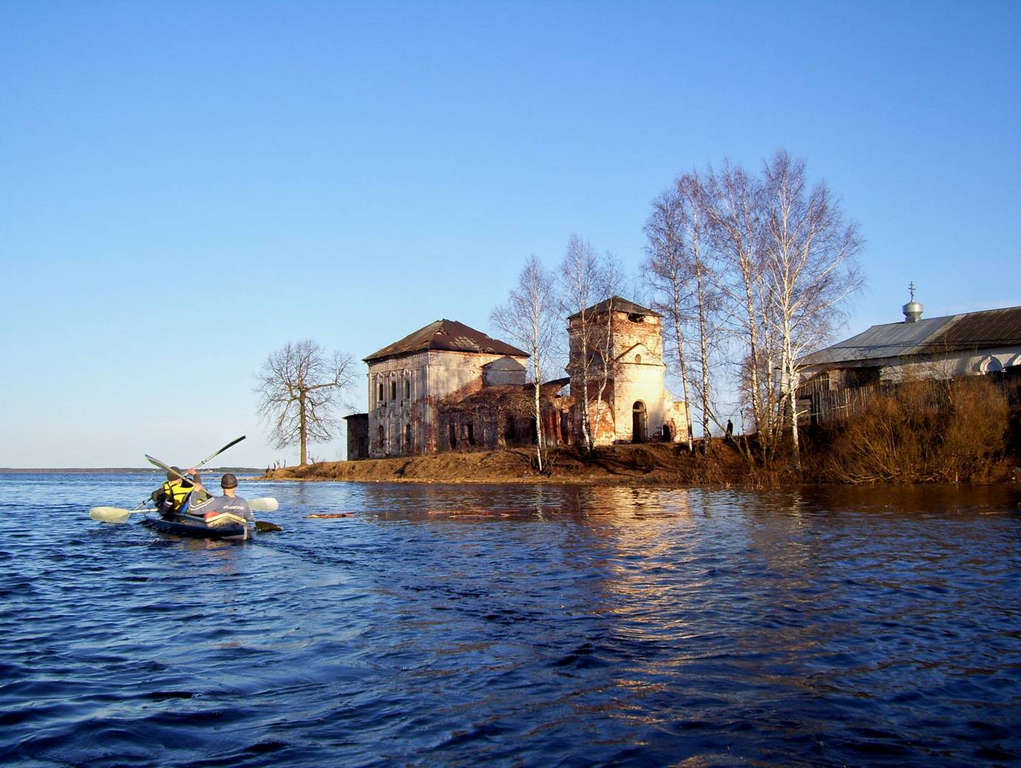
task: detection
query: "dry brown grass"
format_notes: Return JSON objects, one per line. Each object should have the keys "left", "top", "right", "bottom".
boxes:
{"left": 264, "top": 441, "right": 767, "bottom": 487}
{"left": 266, "top": 380, "right": 1015, "bottom": 488}
{"left": 806, "top": 377, "right": 1010, "bottom": 484}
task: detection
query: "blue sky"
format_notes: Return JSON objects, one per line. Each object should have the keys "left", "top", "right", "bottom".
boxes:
{"left": 2, "top": 0, "right": 1018, "bottom": 467}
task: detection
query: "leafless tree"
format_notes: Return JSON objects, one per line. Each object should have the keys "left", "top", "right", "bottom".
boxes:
{"left": 491, "top": 255, "right": 559, "bottom": 472}
{"left": 644, "top": 152, "right": 864, "bottom": 470}
{"left": 760, "top": 150, "right": 864, "bottom": 469}
{"left": 644, "top": 171, "right": 721, "bottom": 450}
{"left": 591, "top": 254, "right": 626, "bottom": 443}
{"left": 256, "top": 340, "right": 354, "bottom": 465}
{"left": 559, "top": 235, "right": 620, "bottom": 453}
{"left": 559, "top": 235, "right": 598, "bottom": 451}
{"left": 701, "top": 163, "right": 770, "bottom": 460}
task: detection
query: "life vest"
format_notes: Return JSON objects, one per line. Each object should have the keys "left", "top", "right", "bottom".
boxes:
{"left": 159, "top": 480, "right": 194, "bottom": 512}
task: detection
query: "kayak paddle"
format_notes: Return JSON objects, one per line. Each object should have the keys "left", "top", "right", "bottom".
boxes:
{"left": 248, "top": 497, "right": 279, "bottom": 512}
{"left": 145, "top": 454, "right": 276, "bottom": 507}
{"left": 90, "top": 496, "right": 279, "bottom": 523}
{"left": 90, "top": 503, "right": 149, "bottom": 524}
{"left": 193, "top": 435, "right": 246, "bottom": 469}
{"left": 90, "top": 439, "right": 274, "bottom": 527}
{"left": 141, "top": 436, "right": 245, "bottom": 485}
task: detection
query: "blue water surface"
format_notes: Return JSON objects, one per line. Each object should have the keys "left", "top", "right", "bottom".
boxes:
{"left": 0, "top": 471, "right": 1018, "bottom": 767}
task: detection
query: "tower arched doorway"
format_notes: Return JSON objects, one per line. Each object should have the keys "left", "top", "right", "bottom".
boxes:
{"left": 632, "top": 401, "right": 648, "bottom": 443}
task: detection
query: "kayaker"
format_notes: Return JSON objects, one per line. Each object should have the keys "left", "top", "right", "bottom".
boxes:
{"left": 188, "top": 473, "right": 256, "bottom": 539}
{"left": 151, "top": 467, "right": 203, "bottom": 517}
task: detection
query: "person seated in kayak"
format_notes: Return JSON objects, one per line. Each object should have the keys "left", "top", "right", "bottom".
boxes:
{"left": 151, "top": 467, "right": 206, "bottom": 517}
{"left": 186, "top": 473, "right": 255, "bottom": 536}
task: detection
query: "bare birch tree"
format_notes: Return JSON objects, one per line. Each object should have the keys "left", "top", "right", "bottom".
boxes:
{"left": 644, "top": 172, "right": 721, "bottom": 450}
{"left": 644, "top": 151, "right": 864, "bottom": 469}
{"left": 591, "top": 253, "right": 626, "bottom": 443}
{"left": 256, "top": 340, "right": 354, "bottom": 465}
{"left": 491, "top": 255, "right": 559, "bottom": 472}
{"left": 760, "top": 150, "right": 864, "bottom": 470}
{"left": 701, "top": 163, "right": 772, "bottom": 460}
{"left": 686, "top": 173, "right": 723, "bottom": 449}
{"left": 559, "top": 235, "right": 605, "bottom": 453}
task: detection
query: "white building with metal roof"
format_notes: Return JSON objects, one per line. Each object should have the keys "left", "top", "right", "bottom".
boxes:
{"left": 797, "top": 290, "right": 1021, "bottom": 424}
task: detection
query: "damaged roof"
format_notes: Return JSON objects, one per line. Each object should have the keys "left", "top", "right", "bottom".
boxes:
{"left": 568, "top": 296, "right": 660, "bottom": 321}
{"left": 364, "top": 319, "right": 528, "bottom": 363}
{"left": 800, "top": 305, "right": 1021, "bottom": 368}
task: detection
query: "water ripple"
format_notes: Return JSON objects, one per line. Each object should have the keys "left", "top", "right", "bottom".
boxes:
{"left": 0, "top": 474, "right": 1018, "bottom": 766}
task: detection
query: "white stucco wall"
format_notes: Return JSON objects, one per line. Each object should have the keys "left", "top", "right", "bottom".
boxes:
{"left": 877, "top": 345, "right": 1021, "bottom": 383}
{"left": 612, "top": 358, "right": 669, "bottom": 440}
{"left": 482, "top": 356, "right": 527, "bottom": 387}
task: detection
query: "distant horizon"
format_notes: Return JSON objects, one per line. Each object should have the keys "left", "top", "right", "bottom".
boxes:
{"left": 0, "top": 466, "right": 268, "bottom": 474}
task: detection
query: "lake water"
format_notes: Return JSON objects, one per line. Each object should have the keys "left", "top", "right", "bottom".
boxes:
{"left": 0, "top": 471, "right": 1018, "bottom": 767}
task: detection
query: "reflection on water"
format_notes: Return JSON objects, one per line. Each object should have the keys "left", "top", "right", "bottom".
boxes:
{"left": 0, "top": 472, "right": 1018, "bottom": 767}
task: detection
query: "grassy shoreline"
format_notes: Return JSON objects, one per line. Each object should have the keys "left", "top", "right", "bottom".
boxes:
{"left": 261, "top": 443, "right": 803, "bottom": 488}
{"left": 262, "top": 437, "right": 1019, "bottom": 488}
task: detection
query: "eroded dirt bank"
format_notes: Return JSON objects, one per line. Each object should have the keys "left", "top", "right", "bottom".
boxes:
{"left": 262, "top": 443, "right": 758, "bottom": 486}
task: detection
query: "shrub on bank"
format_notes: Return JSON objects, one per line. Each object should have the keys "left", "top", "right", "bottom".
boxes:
{"left": 805, "top": 377, "right": 1010, "bottom": 484}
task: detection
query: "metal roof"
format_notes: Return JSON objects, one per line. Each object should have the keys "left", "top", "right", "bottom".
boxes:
{"left": 364, "top": 319, "right": 529, "bottom": 363}
{"left": 567, "top": 296, "right": 661, "bottom": 321}
{"left": 923, "top": 305, "right": 1021, "bottom": 352}
{"left": 800, "top": 305, "right": 1021, "bottom": 368}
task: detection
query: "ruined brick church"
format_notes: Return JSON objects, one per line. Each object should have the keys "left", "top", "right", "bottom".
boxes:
{"left": 345, "top": 297, "right": 688, "bottom": 459}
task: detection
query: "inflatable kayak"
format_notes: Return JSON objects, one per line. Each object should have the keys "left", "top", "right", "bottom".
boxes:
{"left": 141, "top": 510, "right": 251, "bottom": 541}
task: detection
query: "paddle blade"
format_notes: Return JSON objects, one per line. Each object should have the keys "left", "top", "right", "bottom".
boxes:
{"left": 146, "top": 454, "right": 176, "bottom": 476}
{"left": 195, "top": 435, "right": 246, "bottom": 468}
{"left": 90, "top": 506, "right": 134, "bottom": 524}
{"left": 249, "top": 497, "right": 279, "bottom": 513}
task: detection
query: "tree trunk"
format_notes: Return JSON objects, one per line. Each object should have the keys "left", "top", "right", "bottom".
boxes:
{"left": 578, "top": 315, "right": 594, "bottom": 453}
{"left": 593, "top": 301, "right": 614, "bottom": 448}
{"left": 533, "top": 379, "right": 544, "bottom": 472}
{"left": 299, "top": 391, "right": 308, "bottom": 465}
{"left": 696, "top": 261, "right": 713, "bottom": 450}
{"left": 783, "top": 318, "right": 802, "bottom": 472}
{"left": 741, "top": 273, "right": 766, "bottom": 463}
{"left": 671, "top": 286, "right": 694, "bottom": 452}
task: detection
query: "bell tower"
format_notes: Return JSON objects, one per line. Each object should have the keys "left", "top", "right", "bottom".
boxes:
{"left": 567, "top": 297, "right": 687, "bottom": 445}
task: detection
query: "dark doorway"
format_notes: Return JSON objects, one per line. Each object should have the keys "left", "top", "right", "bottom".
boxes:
{"left": 632, "top": 401, "right": 648, "bottom": 443}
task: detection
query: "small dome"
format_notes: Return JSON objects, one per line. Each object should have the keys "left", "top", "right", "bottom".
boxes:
{"left": 902, "top": 300, "right": 923, "bottom": 322}
{"left": 902, "top": 283, "right": 923, "bottom": 323}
